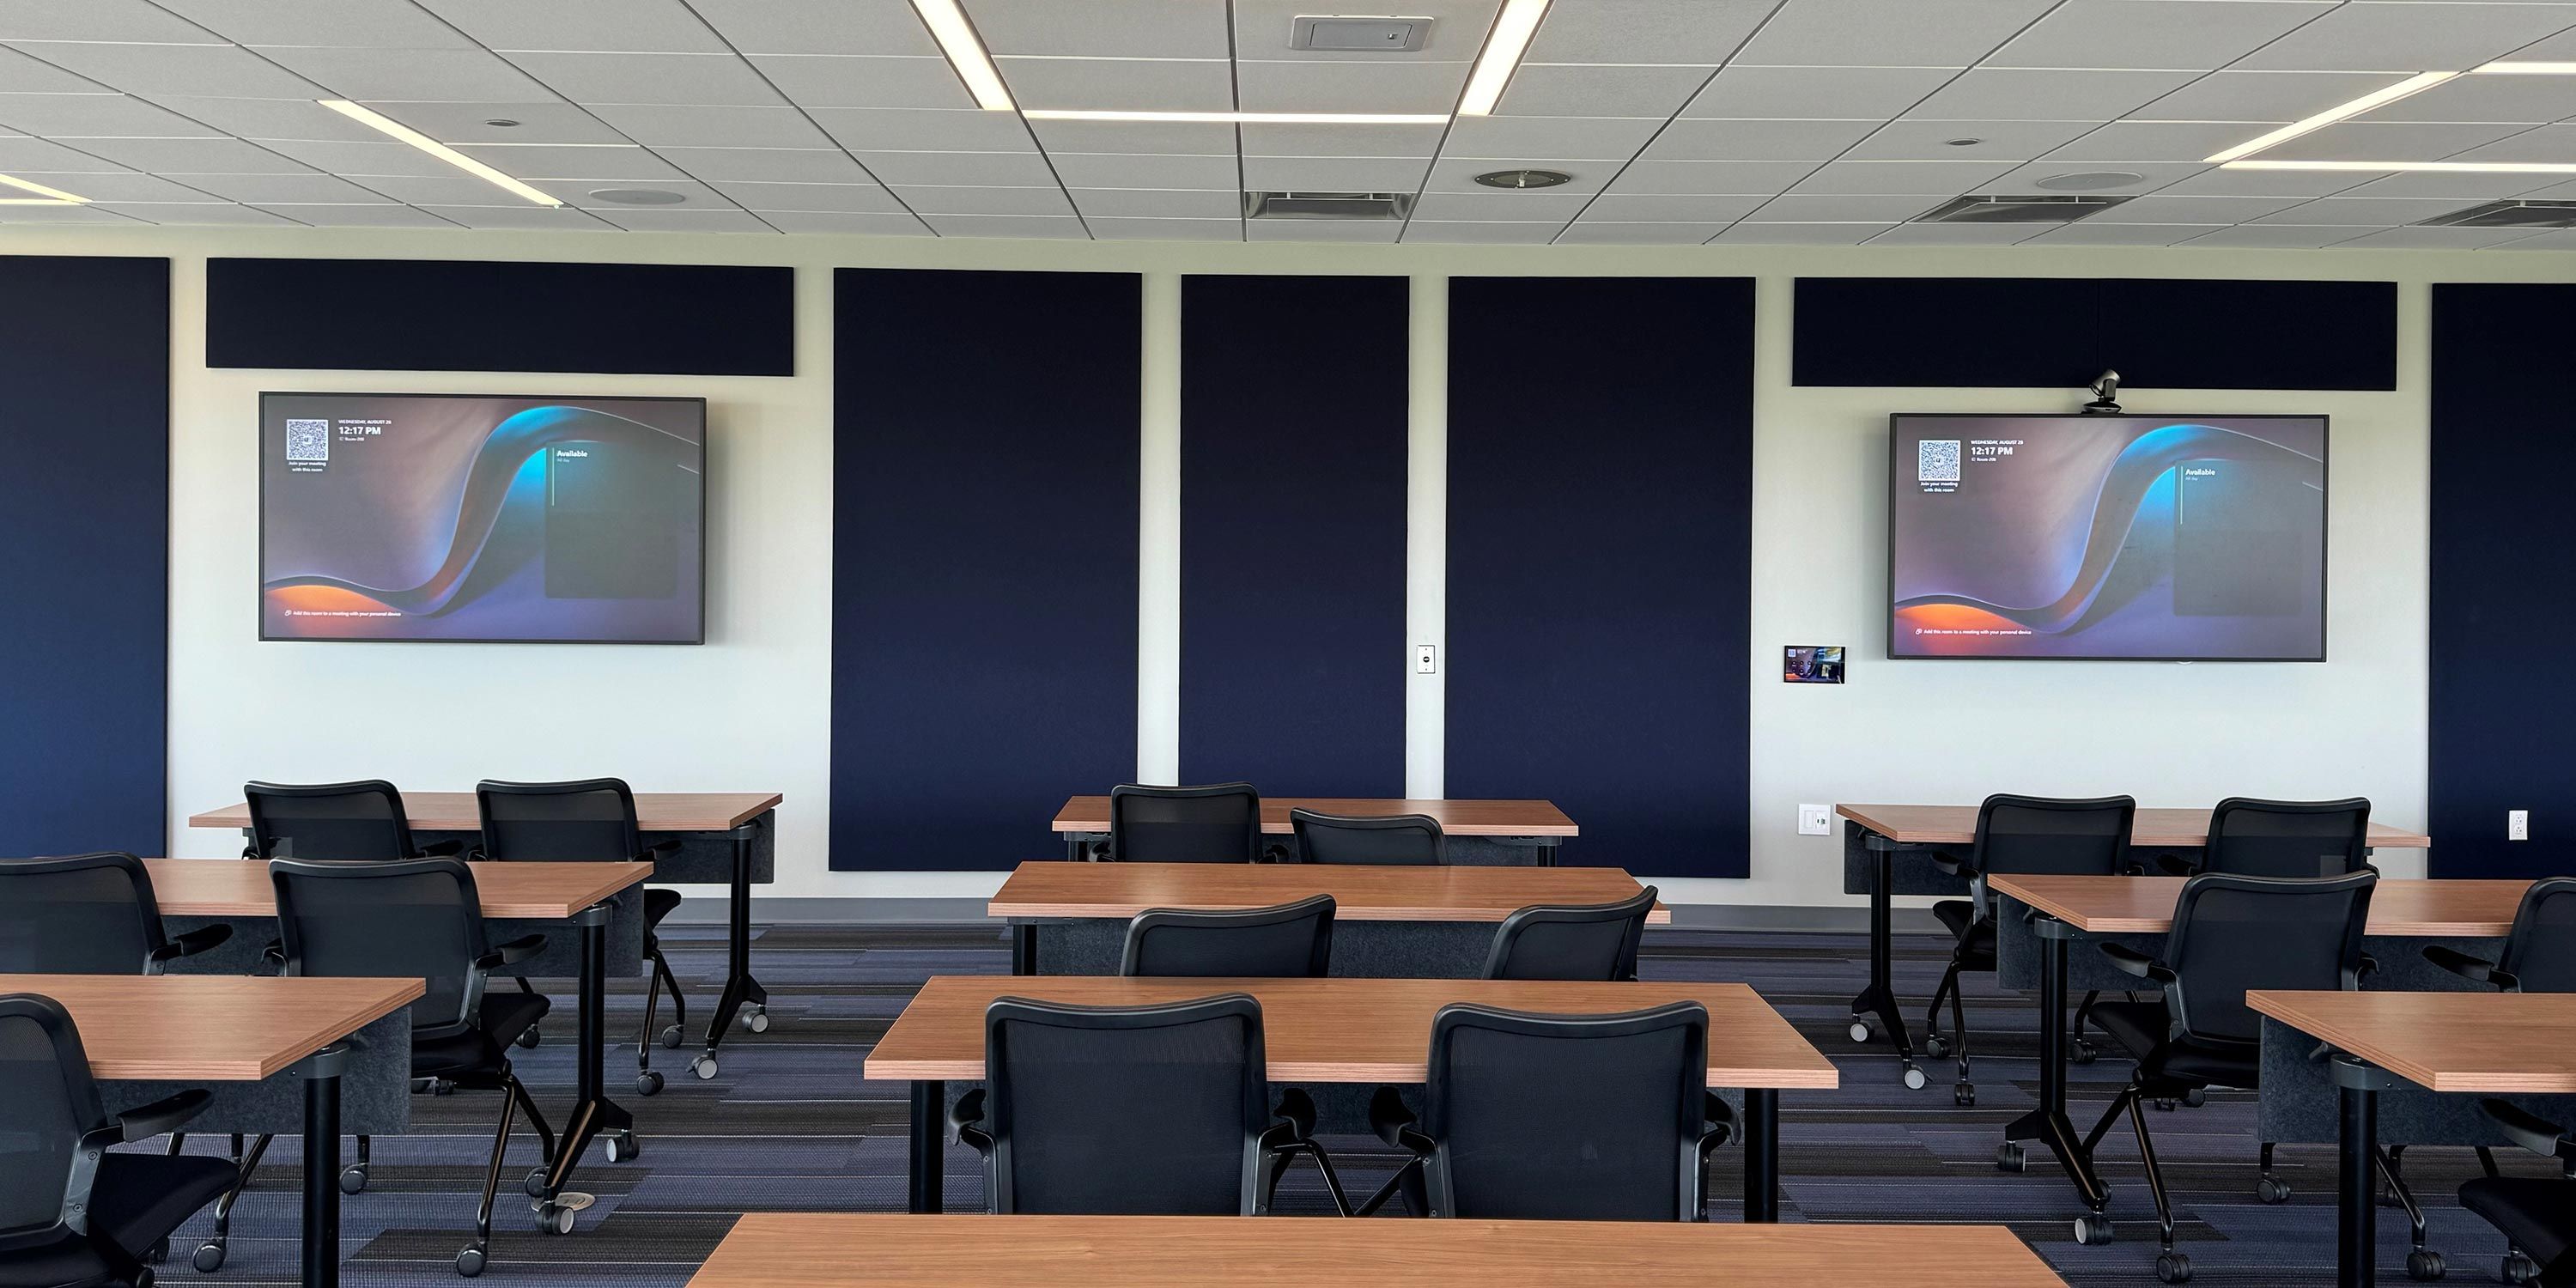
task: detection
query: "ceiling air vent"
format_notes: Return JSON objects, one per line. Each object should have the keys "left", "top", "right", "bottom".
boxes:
{"left": 1914, "top": 193, "right": 2134, "bottom": 223}
{"left": 1244, "top": 191, "right": 1415, "bottom": 221}
{"left": 1290, "top": 15, "right": 1432, "bottom": 51}
{"left": 2416, "top": 199, "right": 2576, "bottom": 229}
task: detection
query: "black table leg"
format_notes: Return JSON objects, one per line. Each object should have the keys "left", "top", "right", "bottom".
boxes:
{"left": 2332, "top": 1055, "right": 2385, "bottom": 1288}
{"left": 2002, "top": 917, "right": 2108, "bottom": 1216}
{"left": 699, "top": 821, "right": 769, "bottom": 1078}
{"left": 1011, "top": 923, "right": 1037, "bottom": 976}
{"left": 909, "top": 1079, "right": 945, "bottom": 1214}
{"left": 1743, "top": 1087, "right": 1779, "bottom": 1222}
{"left": 1849, "top": 843, "right": 1920, "bottom": 1086}
{"left": 541, "top": 902, "right": 632, "bottom": 1215}
{"left": 301, "top": 1043, "right": 349, "bottom": 1288}
{"left": 1537, "top": 841, "right": 1558, "bottom": 868}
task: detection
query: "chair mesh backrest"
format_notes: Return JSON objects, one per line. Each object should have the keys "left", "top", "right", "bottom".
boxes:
{"left": 2203, "top": 797, "right": 2372, "bottom": 878}
{"left": 2500, "top": 878, "right": 2576, "bottom": 993}
{"left": 2166, "top": 870, "right": 2375, "bottom": 1045}
{"left": 0, "top": 996, "right": 105, "bottom": 1239}
{"left": 1120, "top": 896, "right": 1334, "bottom": 977}
{"left": 984, "top": 995, "right": 1266, "bottom": 1215}
{"left": 1109, "top": 784, "right": 1263, "bottom": 864}
{"left": 1481, "top": 887, "right": 1658, "bottom": 981}
{"left": 270, "top": 859, "right": 489, "bottom": 1036}
{"left": 246, "top": 780, "right": 416, "bottom": 861}
{"left": 0, "top": 854, "right": 163, "bottom": 975}
{"left": 1290, "top": 810, "right": 1444, "bottom": 866}
{"left": 477, "top": 779, "right": 642, "bottom": 863}
{"left": 1424, "top": 1002, "right": 1706, "bottom": 1221}
{"left": 1972, "top": 794, "right": 2136, "bottom": 877}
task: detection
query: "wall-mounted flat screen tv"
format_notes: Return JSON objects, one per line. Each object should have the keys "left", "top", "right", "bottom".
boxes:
{"left": 1888, "top": 413, "right": 2325, "bottom": 661}
{"left": 260, "top": 392, "right": 706, "bottom": 643}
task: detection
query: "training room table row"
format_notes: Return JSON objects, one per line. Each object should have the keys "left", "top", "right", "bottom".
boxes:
{"left": 1051, "top": 795, "right": 1578, "bottom": 866}
{"left": 991, "top": 860, "right": 1666, "bottom": 975}
{"left": 189, "top": 790, "right": 781, "bottom": 1069}
{"left": 866, "top": 975, "right": 1837, "bottom": 1221}
{"left": 685, "top": 1213, "right": 2069, "bottom": 1287}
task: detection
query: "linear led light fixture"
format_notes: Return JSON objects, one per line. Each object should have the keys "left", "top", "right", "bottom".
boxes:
{"left": 2202, "top": 70, "right": 2455, "bottom": 164}
{"left": 909, "top": 0, "right": 1014, "bottom": 111}
{"left": 2224, "top": 159, "right": 2576, "bottom": 174}
{"left": 0, "top": 172, "right": 88, "bottom": 204}
{"left": 2471, "top": 62, "right": 2576, "bottom": 75}
{"left": 1024, "top": 109, "right": 1449, "bottom": 125}
{"left": 318, "top": 100, "right": 559, "bottom": 205}
{"left": 1458, "top": 0, "right": 1552, "bottom": 116}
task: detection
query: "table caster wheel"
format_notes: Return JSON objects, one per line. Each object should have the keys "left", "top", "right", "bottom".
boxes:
{"left": 2155, "top": 1251, "right": 2191, "bottom": 1283}
{"left": 455, "top": 1244, "right": 487, "bottom": 1278}
{"left": 537, "top": 1200, "right": 577, "bottom": 1235}
{"left": 2070, "top": 1040, "right": 2098, "bottom": 1065}
{"left": 2408, "top": 1249, "right": 2445, "bottom": 1281}
{"left": 134, "top": 1272, "right": 154, "bottom": 1288}
{"left": 524, "top": 1167, "right": 550, "bottom": 1199}
{"left": 637, "top": 1069, "right": 665, "bottom": 1097}
{"left": 744, "top": 1006, "right": 770, "bottom": 1034}
{"left": 1850, "top": 1018, "right": 1874, "bottom": 1043}
{"left": 1954, "top": 1083, "right": 1976, "bottom": 1108}
{"left": 2182, "top": 1089, "right": 2206, "bottom": 1108}
{"left": 1903, "top": 1064, "right": 1927, "bottom": 1091}
{"left": 2256, "top": 1176, "right": 2291, "bottom": 1204}
{"left": 605, "top": 1130, "right": 640, "bottom": 1163}
{"left": 1925, "top": 1035, "right": 1951, "bottom": 1059}
{"left": 2073, "top": 1213, "right": 2114, "bottom": 1245}
{"left": 192, "top": 1241, "right": 226, "bottom": 1273}
{"left": 339, "top": 1163, "right": 368, "bottom": 1194}
{"left": 516, "top": 1026, "right": 541, "bottom": 1050}
{"left": 2505, "top": 1250, "right": 2540, "bottom": 1285}
{"left": 1996, "top": 1142, "right": 2026, "bottom": 1173}
{"left": 692, "top": 1054, "right": 720, "bottom": 1080}
{"left": 660, "top": 1024, "right": 685, "bottom": 1049}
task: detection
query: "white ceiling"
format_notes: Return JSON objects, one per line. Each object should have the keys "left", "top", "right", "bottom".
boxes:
{"left": 2, "top": 0, "right": 2575, "bottom": 248}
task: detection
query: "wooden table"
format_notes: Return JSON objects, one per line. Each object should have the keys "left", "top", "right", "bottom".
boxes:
{"left": 0, "top": 974, "right": 422, "bottom": 1288}
{"left": 869, "top": 975, "right": 1835, "bottom": 1221}
{"left": 686, "top": 1213, "right": 2067, "bottom": 1287}
{"left": 1052, "top": 795, "right": 1577, "bottom": 866}
{"left": 188, "top": 791, "right": 781, "bottom": 1074}
{"left": 991, "top": 860, "right": 1666, "bottom": 975}
{"left": 2250, "top": 990, "right": 2576, "bottom": 1288}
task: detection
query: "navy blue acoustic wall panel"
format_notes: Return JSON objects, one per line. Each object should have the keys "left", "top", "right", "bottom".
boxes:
{"left": 1181, "top": 275, "right": 1408, "bottom": 795}
{"left": 831, "top": 269, "right": 1140, "bottom": 870}
{"left": 0, "top": 256, "right": 169, "bottom": 857}
{"left": 1794, "top": 277, "right": 2397, "bottom": 391}
{"left": 1448, "top": 277, "right": 1754, "bottom": 876}
{"left": 207, "top": 258, "right": 793, "bottom": 375}
{"left": 2430, "top": 283, "right": 2571, "bottom": 878}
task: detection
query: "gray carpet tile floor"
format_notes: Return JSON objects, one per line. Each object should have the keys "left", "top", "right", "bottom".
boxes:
{"left": 129, "top": 920, "right": 2543, "bottom": 1285}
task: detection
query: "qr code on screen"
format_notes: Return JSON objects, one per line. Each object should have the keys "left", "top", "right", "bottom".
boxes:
{"left": 286, "top": 419, "right": 330, "bottom": 463}
{"left": 1918, "top": 439, "right": 1961, "bottom": 483}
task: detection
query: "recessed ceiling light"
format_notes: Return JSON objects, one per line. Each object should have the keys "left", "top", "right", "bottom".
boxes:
{"left": 1458, "top": 0, "right": 1552, "bottom": 117}
{"left": 2202, "top": 70, "right": 2455, "bottom": 164}
{"left": 318, "top": 100, "right": 558, "bottom": 206}
{"left": 1944, "top": 137, "right": 1984, "bottom": 148}
{"left": 0, "top": 173, "right": 88, "bottom": 204}
{"left": 2224, "top": 159, "right": 2576, "bottom": 174}
{"left": 2034, "top": 170, "right": 2147, "bottom": 191}
{"left": 1474, "top": 168, "right": 1572, "bottom": 189}
{"left": 589, "top": 187, "right": 688, "bottom": 205}
{"left": 908, "top": 0, "right": 1014, "bottom": 112}
{"left": 1023, "top": 109, "right": 1449, "bottom": 125}
{"left": 483, "top": 118, "right": 520, "bottom": 128}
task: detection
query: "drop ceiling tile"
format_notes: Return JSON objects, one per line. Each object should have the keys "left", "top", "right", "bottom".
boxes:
{"left": 2446, "top": 121, "right": 2576, "bottom": 162}
{"left": 996, "top": 57, "right": 1233, "bottom": 112}
{"left": 1552, "top": 221, "right": 1727, "bottom": 244}
{"left": 258, "top": 47, "right": 556, "bottom": 102}
{"left": 921, "top": 211, "right": 1089, "bottom": 237}
{"left": 1522, "top": 0, "right": 1776, "bottom": 63}
{"left": 2042, "top": 121, "right": 2275, "bottom": 162}
{"left": 688, "top": 0, "right": 939, "bottom": 57}
{"left": 252, "top": 138, "right": 475, "bottom": 177}
{"left": 0, "top": 137, "right": 128, "bottom": 171}
{"left": 1235, "top": 59, "right": 1470, "bottom": 114}
{"left": 168, "top": 172, "right": 399, "bottom": 204}
{"left": 2135, "top": 70, "right": 2405, "bottom": 124}
{"left": 1912, "top": 69, "right": 2197, "bottom": 121}
{"left": 970, "top": 0, "right": 1233, "bottom": 58}
{"left": 1069, "top": 187, "right": 1238, "bottom": 217}
{"left": 2331, "top": 168, "right": 2557, "bottom": 198}
{"left": 7, "top": 41, "right": 325, "bottom": 100}
{"left": 1608, "top": 159, "right": 1821, "bottom": 193}
{"left": 355, "top": 173, "right": 553, "bottom": 204}
{"left": 1685, "top": 66, "right": 1958, "bottom": 119}
{"left": 590, "top": 103, "right": 831, "bottom": 148}
{"left": 1245, "top": 218, "right": 1399, "bottom": 242}
{"left": 0, "top": 2, "right": 222, "bottom": 44}
{"left": 756, "top": 209, "right": 933, "bottom": 234}
{"left": 712, "top": 179, "right": 907, "bottom": 211}
{"left": 1747, "top": 192, "right": 1948, "bottom": 221}
{"left": 2241, "top": 3, "right": 2576, "bottom": 71}
{"left": 750, "top": 55, "right": 974, "bottom": 111}
{"left": 91, "top": 201, "right": 300, "bottom": 226}
{"left": 1865, "top": 220, "right": 2044, "bottom": 244}
{"left": 535, "top": 176, "right": 735, "bottom": 208}
{"left": 1408, "top": 190, "right": 1595, "bottom": 219}
{"left": 1497, "top": 64, "right": 1711, "bottom": 118}
{"left": 897, "top": 183, "right": 1076, "bottom": 215}
{"left": 812, "top": 106, "right": 1036, "bottom": 152}
{"left": 1442, "top": 114, "right": 1662, "bottom": 159}
{"left": 2261, "top": 120, "right": 2528, "bottom": 161}
{"left": 654, "top": 146, "right": 878, "bottom": 182}
{"left": 10, "top": 171, "right": 214, "bottom": 202}
{"left": 1710, "top": 220, "right": 1899, "bottom": 244}
{"left": 140, "top": 96, "right": 382, "bottom": 143}
{"left": 2356, "top": 74, "right": 2576, "bottom": 124}
{"left": 1645, "top": 118, "right": 1881, "bottom": 161}
{"left": 1404, "top": 220, "right": 1564, "bottom": 243}
{"left": 1854, "top": 119, "right": 2102, "bottom": 161}
{"left": 597, "top": 208, "right": 778, "bottom": 232}
{"left": 1230, "top": 0, "right": 1503, "bottom": 61}
{"left": 1990, "top": 1, "right": 2336, "bottom": 70}
{"left": 1426, "top": 155, "right": 1613, "bottom": 193}
{"left": 0, "top": 93, "right": 222, "bottom": 137}
{"left": 503, "top": 52, "right": 784, "bottom": 107}
{"left": 366, "top": 103, "right": 626, "bottom": 147}
{"left": 410, "top": 0, "right": 728, "bottom": 54}
{"left": 149, "top": 0, "right": 475, "bottom": 48}
{"left": 0, "top": 202, "right": 143, "bottom": 224}
{"left": 2334, "top": 223, "right": 2537, "bottom": 248}
{"left": 2251, "top": 195, "right": 2475, "bottom": 223}
{"left": 1577, "top": 192, "right": 1767, "bottom": 222}
{"left": 2175, "top": 222, "right": 2361, "bottom": 247}
{"left": 2495, "top": 176, "right": 2576, "bottom": 199}
{"left": 1735, "top": 0, "right": 2063, "bottom": 68}
{"left": 1238, "top": 121, "right": 1447, "bottom": 155}
{"left": 1238, "top": 155, "right": 1431, "bottom": 189}
{"left": 416, "top": 203, "right": 618, "bottom": 229}
{"left": 1087, "top": 215, "right": 1241, "bottom": 240}
{"left": 0, "top": 46, "right": 110, "bottom": 94}
{"left": 2511, "top": 26, "right": 2576, "bottom": 61}
{"left": 2148, "top": 163, "right": 2360, "bottom": 195}
{"left": 2482, "top": 228, "right": 2576, "bottom": 250}
{"left": 1787, "top": 158, "right": 2019, "bottom": 193}
{"left": 2086, "top": 192, "right": 2316, "bottom": 222}
{"left": 1048, "top": 151, "right": 1240, "bottom": 189}
{"left": 462, "top": 143, "right": 684, "bottom": 180}
{"left": 62, "top": 136, "right": 313, "bottom": 173}
{"left": 2019, "top": 221, "right": 2232, "bottom": 246}
{"left": 257, "top": 203, "right": 465, "bottom": 228}
{"left": 852, "top": 149, "right": 1055, "bottom": 185}
{"left": 1029, "top": 117, "right": 1234, "bottom": 154}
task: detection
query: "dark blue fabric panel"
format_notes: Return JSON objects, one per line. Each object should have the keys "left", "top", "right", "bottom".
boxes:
{"left": 207, "top": 258, "right": 793, "bottom": 375}
{"left": 2429, "top": 283, "right": 2570, "bottom": 878}
{"left": 0, "top": 256, "right": 169, "bottom": 857}
{"left": 1793, "top": 276, "right": 2396, "bottom": 391}
{"left": 1446, "top": 276, "right": 1753, "bottom": 878}
{"left": 1181, "top": 276, "right": 1407, "bottom": 796}
{"left": 831, "top": 269, "right": 1140, "bottom": 871}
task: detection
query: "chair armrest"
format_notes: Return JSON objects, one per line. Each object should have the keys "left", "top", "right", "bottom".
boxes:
{"left": 1273, "top": 1087, "right": 1317, "bottom": 1140}
{"left": 947, "top": 1088, "right": 993, "bottom": 1152}
{"left": 1698, "top": 1091, "right": 1738, "bottom": 1153}
{"left": 2422, "top": 944, "right": 2502, "bottom": 987}
{"left": 416, "top": 837, "right": 466, "bottom": 858}
{"left": 473, "top": 933, "right": 548, "bottom": 971}
{"left": 1370, "top": 1085, "right": 1430, "bottom": 1152}
{"left": 115, "top": 1089, "right": 213, "bottom": 1143}
{"left": 1929, "top": 851, "right": 1973, "bottom": 878}
{"left": 2481, "top": 1099, "right": 2576, "bottom": 1163}
{"left": 641, "top": 839, "right": 684, "bottom": 861}
{"left": 2154, "top": 854, "right": 2201, "bottom": 878}
{"left": 148, "top": 924, "right": 234, "bottom": 969}
{"left": 1258, "top": 842, "right": 1291, "bottom": 865}
{"left": 2098, "top": 942, "right": 2177, "bottom": 984}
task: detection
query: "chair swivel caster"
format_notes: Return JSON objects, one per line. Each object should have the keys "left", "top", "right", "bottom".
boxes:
{"left": 145, "top": 1239, "right": 167, "bottom": 1265}
{"left": 132, "top": 1273, "right": 154, "bottom": 1288}
{"left": 2181, "top": 1089, "right": 2206, "bottom": 1108}
{"left": 516, "top": 1026, "right": 541, "bottom": 1050}
{"left": 1925, "top": 1035, "right": 1952, "bottom": 1059}
{"left": 191, "top": 1240, "right": 226, "bottom": 1273}
{"left": 1954, "top": 1082, "right": 1976, "bottom": 1108}
{"left": 637, "top": 1069, "right": 665, "bottom": 1097}
{"left": 2256, "top": 1176, "right": 2292, "bottom": 1205}
{"left": 605, "top": 1129, "right": 641, "bottom": 1163}
{"left": 2406, "top": 1249, "right": 2445, "bottom": 1281}
{"left": 2072, "top": 1212, "right": 2114, "bottom": 1245}
{"left": 1903, "top": 1064, "right": 1927, "bottom": 1091}
{"left": 691, "top": 1054, "right": 720, "bottom": 1080}
{"left": 339, "top": 1162, "right": 368, "bottom": 1194}
{"left": 1996, "top": 1142, "right": 2026, "bottom": 1173}
{"left": 660, "top": 1024, "right": 685, "bottom": 1049}
{"left": 536, "top": 1200, "right": 578, "bottom": 1234}
{"left": 1849, "top": 1017, "right": 1874, "bottom": 1043}
{"left": 524, "top": 1167, "right": 551, "bottom": 1199}
{"left": 2069, "top": 1039, "right": 2098, "bottom": 1065}
{"left": 455, "top": 1242, "right": 487, "bottom": 1278}
{"left": 2504, "top": 1250, "right": 2541, "bottom": 1284}
{"left": 2155, "top": 1251, "right": 2192, "bottom": 1283}
{"left": 742, "top": 1005, "right": 769, "bottom": 1034}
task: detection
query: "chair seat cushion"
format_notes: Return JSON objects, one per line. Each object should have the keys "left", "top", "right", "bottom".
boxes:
{"left": 2090, "top": 999, "right": 2171, "bottom": 1060}
{"left": 414, "top": 991, "right": 553, "bottom": 1077}
{"left": 2460, "top": 1176, "right": 2576, "bottom": 1267}
{"left": 646, "top": 887, "right": 682, "bottom": 925}
{"left": 2094, "top": 999, "right": 2257, "bottom": 1087}
{"left": 93, "top": 1152, "right": 240, "bottom": 1252}
{"left": 1932, "top": 901, "right": 1996, "bottom": 967}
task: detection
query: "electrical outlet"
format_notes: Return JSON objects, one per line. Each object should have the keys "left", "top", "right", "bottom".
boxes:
{"left": 2511, "top": 809, "right": 2530, "bottom": 841}
{"left": 1798, "top": 804, "right": 1832, "bottom": 836}
{"left": 1415, "top": 644, "right": 1437, "bottom": 674}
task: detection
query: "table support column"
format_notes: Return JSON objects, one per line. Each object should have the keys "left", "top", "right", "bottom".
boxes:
{"left": 2332, "top": 1054, "right": 2389, "bottom": 1288}
{"left": 909, "top": 1079, "right": 945, "bottom": 1214}
{"left": 1847, "top": 835, "right": 1917, "bottom": 1084}
{"left": 2002, "top": 916, "right": 2108, "bottom": 1213}
{"left": 1011, "top": 924, "right": 1037, "bottom": 976}
{"left": 1743, "top": 1088, "right": 1778, "bottom": 1223}
{"left": 542, "top": 901, "right": 632, "bottom": 1210}
{"left": 301, "top": 1043, "right": 349, "bottom": 1288}
{"left": 701, "top": 818, "right": 770, "bottom": 1076}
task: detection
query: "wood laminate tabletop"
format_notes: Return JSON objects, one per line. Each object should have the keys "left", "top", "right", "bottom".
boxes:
{"left": 990, "top": 861, "right": 1668, "bottom": 923}
{"left": 186, "top": 792, "right": 782, "bottom": 834}
{"left": 2250, "top": 990, "right": 2576, "bottom": 1094}
{"left": 1836, "top": 804, "right": 2430, "bottom": 850}
{"left": 1053, "top": 796, "right": 1577, "bottom": 836}
{"left": 866, "top": 976, "right": 1837, "bottom": 1089}
{"left": 1988, "top": 875, "right": 2525, "bottom": 937}
{"left": 142, "top": 857, "right": 651, "bottom": 920}
{"left": 0, "top": 974, "right": 422, "bottom": 1081}
{"left": 686, "top": 1214, "right": 2064, "bottom": 1287}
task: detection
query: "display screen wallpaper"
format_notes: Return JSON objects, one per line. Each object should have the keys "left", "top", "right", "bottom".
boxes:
{"left": 260, "top": 393, "right": 706, "bottom": 643}
{"left": 1888, "top": 414, "right": 2326, "bottom": 661}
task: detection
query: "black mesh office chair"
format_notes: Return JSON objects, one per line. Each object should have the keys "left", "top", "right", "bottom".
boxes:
{"left": 244, "top": 781, "right": 459, "bottom": 862}
{"left": 945, "top": 994, "right": 1342, "bottom": 1215}
{"left": 2459, "top": 1099, "right": 2576, "bottom": 1288}
{"left": 476, "top": 779, "right": 688, "bottom": 1097}
{"left": 2162, "top": 796, "right": 2374, "bottom": 878}
{"left": 1289, "top": 809, "right": 1444, "bottom": 865}
{"left": 0, "top": 994, "right": 238, "bottom": 1288}
{"left": 1479, "top": 887, "right": 1658, "bottom": 981}
{"left": 1923, "top": 794, "right": 2136, "bottom": 1103}
{"left": 2081, "top": 870, "right": 2381, "bottom": 1284}
{"left": 0, "top": 854, "right": 233, "bottom": 976}
{"left": 1361, "top": 1001, "right": 1734, "bottom": 1219}
{"left": 1119, "top": 896, "right": 1336, "bottom": 978}
{"left": 270, "top": 859, "right": 557, "bottom": 1277}
{"left": 1107, "top": 783, "right": 1279, "bottom": 863}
